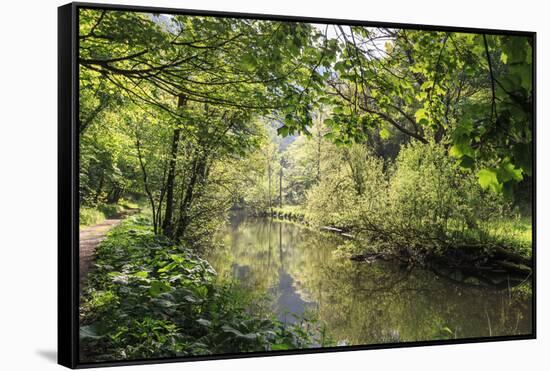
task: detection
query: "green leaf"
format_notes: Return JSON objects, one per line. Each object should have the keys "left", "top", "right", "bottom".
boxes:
{"left": 152, "top": 298, "right": 176, "bottom": 308}
{"left": 518, "top": 64, "right": 532, "bottom": 90}
{"left": 158, "top": 261, "right": 177, "bottom": 273}
{"left": 170, "top": 254, "right": 185, "bottom": 264}
{"left": 449, "top": 142, "right": 474, "bottom": 158}
{"left": 196, "top": 318, "right": 212, "bottom": 327}
{"left": 414, "top": 108, "right": 429, "bottom": 125}
{"left": 271, "top": 344, "right": 290, "bottom": 350}
{"left": 149, "top": 281, "right": 172, "bottom": 297}
{"left": 323, "top": 132, "right": 335, "bottom": 140}
{"left": 497, "top": 161, "right": 523, "bottom": 183}
{"left": 239, "top": 53, "right": 256, "bottom": 71}
{"left": 449, "top": 145, "right": 462, "bottom": 158}
{"left": 133, "top": 271, "right": 148, "bottom": 278}
{"left": 500, "top": 52, "right": 508, "bottom": 64}
{"left": 379, "top": 127, "right": 391, "bottom": 140}
{"left": 240, "top": 333, "right": 258, "bottom": 340}
{"left": 506, "top": 37, "right": 528, "bottom": 64}
{"left": 333, "top": 61, "right": 346, "bottom": 73}
{"left": 459, "top": 156, "right": 475, "bottom": 169}
{"left": 441, "top": 327, "right": 453, "bottom": 335}
{"left": 333, "top": 106, "right": 344, "bottom": 114}
{"left": 277, "top": 125, "right": 290, "bottom": 137}
{"left": 323, "top": 118, "right": 334, "bottom": 127}
{"left": 477, "top": 168, "right": 502, "bottom": 193}
{"left": 183, "top": 295, "right": 199, "bottom": 303}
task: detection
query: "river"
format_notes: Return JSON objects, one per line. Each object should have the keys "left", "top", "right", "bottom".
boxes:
{"left": 207, "top": 214, "right": 532, "bottom": 346}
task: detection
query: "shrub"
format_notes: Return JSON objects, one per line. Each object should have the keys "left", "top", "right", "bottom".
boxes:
{"left": 306, "top": 145, "right": 386, "bottom": 230}
{"left": 306, "top": 141, "right": 512, "bottom": 254}
{"left": 384, "top": 142, "right": 507, "bottom": 243}
{"left": 80, "top": 204, "right": 127, "bottom": 226}
{"left": 80, "top": 207, "right": 106, "bottom": 226}
{"left": 98, "top": 203, "right": 123, "bottom": 218}
{"left": 117, "top": 198, "right": 140, "bottom": 210}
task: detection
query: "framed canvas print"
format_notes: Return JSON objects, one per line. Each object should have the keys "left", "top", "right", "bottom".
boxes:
{"left": 58, "top": 2, "right": 536, "bottom": 368}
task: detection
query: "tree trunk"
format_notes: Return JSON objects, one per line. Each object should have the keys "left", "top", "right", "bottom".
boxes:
{"left": 162, "top": 94, "right": 186, "bottom": 238}
{"left": 268, "top": 159, "right": 272, "bottom": 211}
{"left": 108, "top": 187, "right": 124, "bottom": 204}
{"left": 135, "top": 134, "right": 158, "bottom": 233}
{"left": 94, "top": 170, "right": 104, "bottom": 204}
{"left": 279, "top": 161, "right": 283, "bottom": 208}
{"left": 174, "top": 154, "right": 207, "bottom": 240}
{"left": 316, "top": 116, "right": 322, "bottom": 182}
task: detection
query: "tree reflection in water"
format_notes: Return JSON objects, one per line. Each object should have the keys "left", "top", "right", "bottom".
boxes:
{"left": 207, "top": 214, "right": 532, "bottom": 345}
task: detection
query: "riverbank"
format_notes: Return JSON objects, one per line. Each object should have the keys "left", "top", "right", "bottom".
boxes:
{"left": 254, "top": 207, "right": 354, "bottom": 238}
{"left": 253, "top": 207, "right": 532, "bottom": 286}
{"left": 79, "top": 216, "right": 327, "bottom": 362}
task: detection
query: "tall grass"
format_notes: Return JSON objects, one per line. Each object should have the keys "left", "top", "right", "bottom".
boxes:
{"left": 80, "top": 207, "right": 106, "bottom": 226}
{"left": 79, "top": 203, "right": 126, "bottom": 226}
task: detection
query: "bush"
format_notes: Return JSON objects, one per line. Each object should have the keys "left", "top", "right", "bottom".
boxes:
{"left": 80, "top": 204, "right": 126, "bottom": 226}
{"left": 98, "top": 204, "right": 123, "bottom": 218}
{"left": 305, "top": 141, "right": 512, "bottom": 254}
{"left": 306, "top": 174, "right": 360, "bottom": 229}
{"left": 80, "top": 207, "right": 106, "bottom": 226}
{"left": 117, "top": 198, "right": 140, "bottom": 210}
{"left": 381, "top": 141, "right": 508, "bottom": 247}
{"left": 306, "top": 145, "right": 386, "bottom": 230}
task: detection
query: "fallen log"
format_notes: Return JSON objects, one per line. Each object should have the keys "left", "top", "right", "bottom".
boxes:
{"left": 491, "top": 246, "right": 531, "bottom": 267}
{"left": 350, "top": 252, "right": 392, "bottom": 262}
{"left": 495, "top": 260, "right": 532, "bottom": 275}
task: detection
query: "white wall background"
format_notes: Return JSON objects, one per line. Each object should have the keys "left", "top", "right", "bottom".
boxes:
{"left": 0, "top": 0, "right": 546, "bottom": 369}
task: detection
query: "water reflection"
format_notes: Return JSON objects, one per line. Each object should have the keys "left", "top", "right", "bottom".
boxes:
{"left": 207, "top": 213, "right": 532, "bottom": 345}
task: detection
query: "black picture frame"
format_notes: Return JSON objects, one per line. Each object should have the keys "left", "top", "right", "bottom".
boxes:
{"left": 58, "top": 2, "right": 537, "bottom": 368}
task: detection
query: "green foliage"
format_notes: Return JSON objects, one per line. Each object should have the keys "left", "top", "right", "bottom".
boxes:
{"left": 117, "top": 198, "right": 140, "bottom": 210}
{"left": 238, "top": 125, "right": 283, "bottom": 210}
{"left": 80, "top": 204, "right": 125, "bottom": 226}
{"left": 313, "top": 28, "right": 532, "bottom": 197}
{"left": 80, "top": 218, "right": 321, "bottom": 362}
{"left": 79, "top": 103, "right": 139, "bottom": 208}
{"left": 305, "top": 141, "right": 520, "bottom": 255}
{"left": 480, "top": 216, "right": 532, "bottom": 257}
{"left": 78, "top": 7, "right": 532, "bottom": 240}
{"left": 306, "top": 144, "right": 386, "bottom": 230}
{"left": 383, "top": 142, "right": 508, "bottom": 247}
{"left": 76, "top": 8, "right": 533, "bottom": 360}
{"left": 98, "top": 204, "right": 123, "bottom": 217}
{"left": 477, "top": 168, "right": 501, "bottom": 193}
{"left": 80, "top": 207, "right": 106, "bottom": 226}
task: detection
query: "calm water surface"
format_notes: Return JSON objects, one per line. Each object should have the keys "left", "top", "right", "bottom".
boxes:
{"left": 207, "top": 214, "right": 532, "bottom": 345}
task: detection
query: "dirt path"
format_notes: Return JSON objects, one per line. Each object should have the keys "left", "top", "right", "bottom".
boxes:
{"left": 79, "top": 218, "right": 122, "bottom": 290}
{"left": 79, "top": 209, "right": 140, "bottom": 290}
